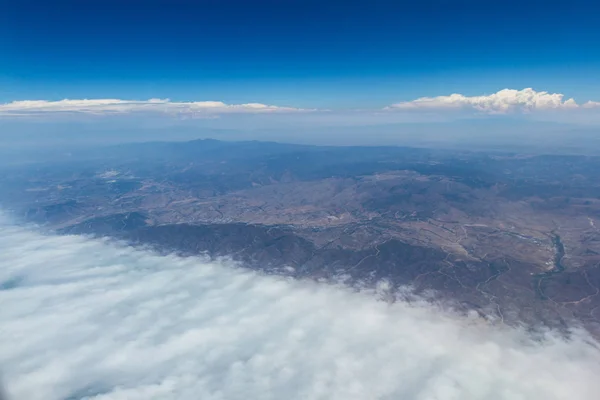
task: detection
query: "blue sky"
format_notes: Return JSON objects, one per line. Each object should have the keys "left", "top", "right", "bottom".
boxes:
{"left": 2, "top": 0, "right": 600, "bottom": 154}
{"left": 3, "top": 0, "right": 600, "bottom": 108}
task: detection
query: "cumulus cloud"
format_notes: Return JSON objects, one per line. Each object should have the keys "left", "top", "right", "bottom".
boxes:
{"left": 1, "top": 220, "right": 600, "bottom": 400}
{"left": 387, "top": 88, "right": 600, "bottom": 114}
{"left": 0, "top": 98, "right": 311, "bottom": 116}
{"left": 583, "top": 100, "right": 600, "bottom": 109}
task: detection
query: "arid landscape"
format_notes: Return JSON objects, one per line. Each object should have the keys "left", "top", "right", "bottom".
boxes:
{"left": 3, "top": 139, "right": 600, "bottom": 334}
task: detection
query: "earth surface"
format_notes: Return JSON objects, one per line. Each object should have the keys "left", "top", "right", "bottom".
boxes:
{"left": 2, "top": 139, "right": 600, "bottom": 335}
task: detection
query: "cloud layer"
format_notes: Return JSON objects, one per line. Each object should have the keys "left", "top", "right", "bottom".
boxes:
{"left": 387, "top": 88, "right": 600, "bottom": 114}
{"left": 2, "top": 89, "right": 599, "bottom": 118}
{"left": 0, "top": 99, "right": 310, "bottom": 116}
{"left": 1, "top": 220, "right": 600, "bottom": 400}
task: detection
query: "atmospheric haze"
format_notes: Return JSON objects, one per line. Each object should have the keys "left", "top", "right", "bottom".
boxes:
{"left": 1, "top": 217, "right": 600, "bottom": 400}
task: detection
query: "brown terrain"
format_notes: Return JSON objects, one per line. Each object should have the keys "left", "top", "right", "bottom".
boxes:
{"left": 2, "top": 139, "right": 600, "bottom": 335}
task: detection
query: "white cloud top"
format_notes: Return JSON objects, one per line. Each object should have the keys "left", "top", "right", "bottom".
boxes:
{"left": 1, "top": 89, "right": 599, "bottom": 117}
{"left": 387, "top": 88, "right": 600, "bottom": 114}
{"left": 0, "top": 98, "right": 309, "bottom": 116}
{"left": 1, "top": 218, "right": 600, "bottom": 400}
{"left": 583, "top": 100, "right": 600, "bottom": 108}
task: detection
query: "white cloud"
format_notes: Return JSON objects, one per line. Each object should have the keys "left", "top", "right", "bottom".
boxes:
{"left": 583, "top": 101, "right": 600, "bottom": 109}
{"left": 0, "top": 98, "right": 311, "bottom": 116}
{"left": 2, "top": 90, "right": 598, "bottom": 118}
{"left": 386, "top": 88, "right": 596, "bottom": 114}
{"left": 1, "top": 219, "right": 600, "bottom": 400}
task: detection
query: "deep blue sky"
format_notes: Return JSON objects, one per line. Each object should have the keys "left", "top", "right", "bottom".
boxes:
{"left": 3, "top": 0, "right": 600, "bottom": 107}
